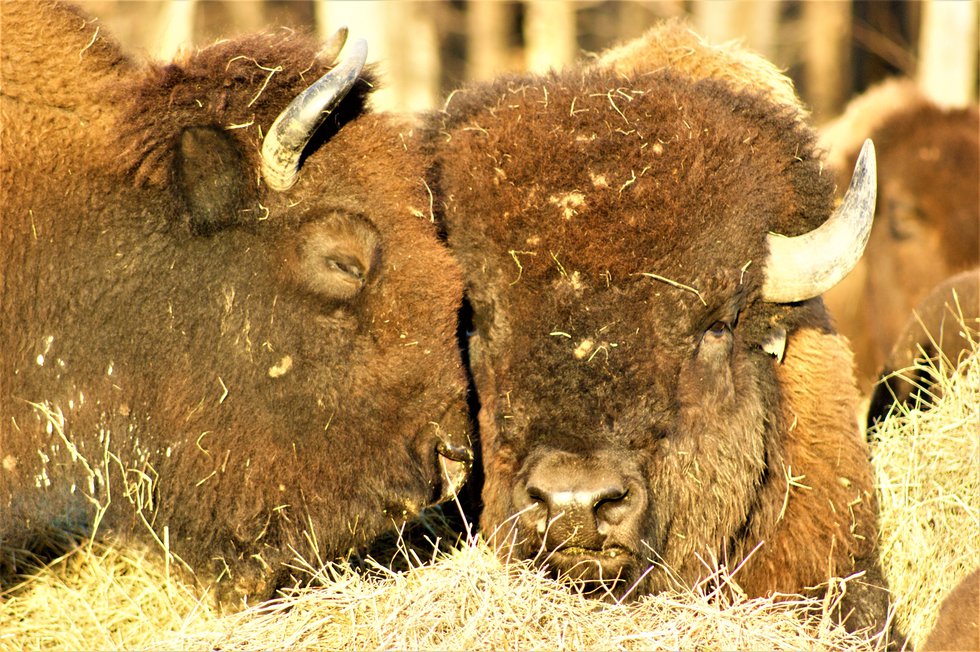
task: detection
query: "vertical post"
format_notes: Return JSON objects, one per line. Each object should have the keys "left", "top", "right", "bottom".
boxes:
{"left": 692, "top": 0, "right": 781, "bottom": 59}
{"left": 691, "top": 0, "right": 740, "bottom": 46}
{"left": 803, "top": 0, "right": 852, "bottom": 123}
{"left": 524, "top": 1, "right": 577, "bottom": 73}
{"left": 156, "top": 0, "right": 198, "bottom": 60}
{"left": 467, "top": 0, "right": 512, "bottom": 82}
{"left": 386, "top": 2, "right": 442, "bottom": 112}
{"left": 917, "top": 0, "right": 979, "bottom": 107}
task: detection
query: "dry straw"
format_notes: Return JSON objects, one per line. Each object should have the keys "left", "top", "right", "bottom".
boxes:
{"left": 870, "top": 323, "right": 980, "bottom": 649}
{"left": 2, "top": 334, "right": 977, "bottom": 650}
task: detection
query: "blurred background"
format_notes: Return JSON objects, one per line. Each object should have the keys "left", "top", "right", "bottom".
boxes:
{"left": 76, "top": 0, "right": 978, "bottom": 123}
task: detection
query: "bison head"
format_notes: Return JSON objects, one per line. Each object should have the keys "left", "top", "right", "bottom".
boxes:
{"left": 822, "top": 81, "right": 980, "bottom": 390}
{"left": 1, "top": 2, "right": 470, "bottom": 604}
{"left": 433, "top": 34, "right": 887, "bottom": 631}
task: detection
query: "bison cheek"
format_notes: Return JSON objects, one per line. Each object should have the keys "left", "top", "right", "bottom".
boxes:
{"left": 468, "top": 343, "right": 523, "bottom": 544}
{"left": 647, "top": 354, "right": 767, "bottom": 586}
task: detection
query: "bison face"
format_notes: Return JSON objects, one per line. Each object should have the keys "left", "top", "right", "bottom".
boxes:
{"left": 438, "top": 67, "right": 877, "bottom": 602}
{"left": 466, "top": 269, "right": 774, "bottom": 597}
{"left": 121, "top": 42, "right": 475, "bottom": 564}
{"left": 1, "top": 19, "right": 469, "bottom": 603}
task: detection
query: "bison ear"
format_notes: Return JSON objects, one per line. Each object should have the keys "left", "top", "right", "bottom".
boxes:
{"left": 175, "top": 126, "right": 250, "bottom": 235}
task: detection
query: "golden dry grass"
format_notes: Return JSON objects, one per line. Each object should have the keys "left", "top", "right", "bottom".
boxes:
{"left": 2, "top": 339, "right": 976, "bottom": 651}
{"left": 1, "top": 531, "right": 883, "bottom": 651}
{"left": 870, "top": 329, "right": 980, "bottom": 649}
{"left": 0, "top": 538, "right": 215, "bottom": 650}
{"left": 143, "top": 543, "right": 883, "bottom": 651}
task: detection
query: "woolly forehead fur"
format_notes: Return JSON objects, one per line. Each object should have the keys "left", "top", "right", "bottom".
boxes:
{"left": 111, "top": 29, "right": 373, "bottom": 190}
{"left": 436, "top": 66, "right": 834, "bottom": 299}
{"left": 596, "top": 19, "right": 803, "bottom": 116}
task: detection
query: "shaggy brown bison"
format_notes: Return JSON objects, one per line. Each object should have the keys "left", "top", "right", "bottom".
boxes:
{"left": 821, "top": 80, "right": 979, "bottom": 393}
{"left": 432, "top": 23, "right": 891, "bottom": 634}
{"left": 867, "top": 267, "right": 980, "bottom": 426}
{"left": 1, "top": 1, "right": 471, "bottom": 605}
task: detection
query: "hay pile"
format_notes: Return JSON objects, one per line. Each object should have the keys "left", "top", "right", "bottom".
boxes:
{"left": 3, "top": 534, "right": 879, "bottom": 651}
{"left": 0, "top": 540, "right": 215, "bottom": 650}
{"left": 870, "top": 331, "right": 980, "bottom": 649}
{"left": 2, "top": 342, "right": 976, "bottom": 650}
{"left": 146, "top": 543, "right": 883, "bottom": 651}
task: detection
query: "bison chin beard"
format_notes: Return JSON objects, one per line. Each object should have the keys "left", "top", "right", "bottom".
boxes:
{"left": 542, "top": 552, "right": 645, "bottom": 601}
{"left": 495, "top": 530, "right": 645, "bottom": 601}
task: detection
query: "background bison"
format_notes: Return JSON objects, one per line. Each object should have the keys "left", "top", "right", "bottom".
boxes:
{"left": 821, "top": 80, "right": 979, "bottom": 393}
{"left": 431, "top": 22, "right": 890, "bottom": 635}
{"left": 1, "top": 0, "right": 471, "bottom": 605}
{"left": 921, "top": 568, "right": 980, "bottom": 652}
{"left": 867, "top": 267, "right": 980, "bottom": 425}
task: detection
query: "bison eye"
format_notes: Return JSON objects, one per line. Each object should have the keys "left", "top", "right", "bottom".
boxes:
{"left": 705, "top": 321, "right": 731, "bottom": 339}
{"left": 328, "top": 258, "right": 365, "bottom": 284}
{"left": 698, "top": 320, "right": 735, "bottom": 358}
{"left": 291, "top": 215, "right": 380, "bottom": 302}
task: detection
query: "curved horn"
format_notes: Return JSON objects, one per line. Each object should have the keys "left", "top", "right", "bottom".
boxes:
{"left": 761, "top": 139, "right": 876, "bottom": 303}
{"left": 261, "top": 37, "right": 368, "bottom": 192}
{"left": 318, "top": 26, "right": 349, "bottom": 65}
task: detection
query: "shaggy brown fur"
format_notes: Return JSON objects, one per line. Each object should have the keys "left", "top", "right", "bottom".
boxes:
{"left": 1, "top": 1, "right": 469, "bottom": 606}
{"left": 431, "top": 23, "right": 890, "bottom": 637}
{"left": 922, "top": 568, "right": 980, "bottom": 652}
{"left": 868, "top": 268, "right": 980, "bottom": 426}
{"left": 822, "top": 81, "right": 980, "bottom": 392}
{"left": 595, "top": 19, "right": 802, "bottom": 115}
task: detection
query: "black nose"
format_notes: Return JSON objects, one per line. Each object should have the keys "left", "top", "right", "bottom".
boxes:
{"left": 518, "top": 453, "right": 641, "bottom": 550}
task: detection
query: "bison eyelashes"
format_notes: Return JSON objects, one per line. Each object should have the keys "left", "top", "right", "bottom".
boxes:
{"left": 292, "top": 215, "right": 381, "bottom": 302}
{"left": 705, "top": 321, "right": 731, "bottom": 339}
{"left": 328, "top": 258, "right": 365, "bottom": 283}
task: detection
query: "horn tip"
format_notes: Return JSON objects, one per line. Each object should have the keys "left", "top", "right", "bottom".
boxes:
{"left": 318, "top": 26, "right": 349, "bottom": 64}
{"left": 347, "top": 37, "right": 368, "bottom": 63}
{"left": 858, "top": 138, "right": 876, "bottom": 171}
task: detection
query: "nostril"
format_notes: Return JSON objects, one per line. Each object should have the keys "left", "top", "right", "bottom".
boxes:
{"left": 594, "top": 486, "right": 628, "bottom": 508}
{"left": 433, "top": 440, "right": 473, "bottom": 504}
{"left": 436, "top": 439, "right": 473, "bottom": 464}
{"left": 519, "top": 484, "right": 550, "bottom": 536}
{"left": 594, "top": 487, "right": 631, "bottom": 528}
{"left": 525, "top": 484, "right": 546, "bottom": 505}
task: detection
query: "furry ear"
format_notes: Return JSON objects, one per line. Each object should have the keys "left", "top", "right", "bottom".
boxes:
{"left": 175, "top": 126, "right": 251, "bottom": 235}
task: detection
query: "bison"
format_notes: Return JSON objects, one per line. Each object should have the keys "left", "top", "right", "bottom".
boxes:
{"left": 431, "top": 22, "right": 891, "bottom": 634}
{"left": 921, "top": 568, "right": 980, "bottom": 652}
{"left": 867, "top": 267, "right": 980, "bottom": 426}
{"left": 821, "top": 80, "right": 979, "bottom": 393}
{"left": 1, "top": 1, "right": 471, "bottom": 605}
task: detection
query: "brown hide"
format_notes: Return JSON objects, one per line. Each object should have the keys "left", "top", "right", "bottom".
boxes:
{"left": 1, "top": 1, "right": 470, "bottom": 605}
{"left": 433, "top": 22, "right": 888, "bottom": 636}
{"left": 868, "top": 268, "right": 980, "bottom": 425}
{"left": 738, "top": 329, "right": 886, "bottom": 631}
{"left": 922, "top": 568, "right": 980, "bottom": 652}
{"left": 822, "top": 81, "right": 980, "bottom": 392}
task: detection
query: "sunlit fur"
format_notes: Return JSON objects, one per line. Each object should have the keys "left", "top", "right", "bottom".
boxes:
{"left": 1, "top": 1, "right": 468, "bottom": 605}
{"left": 432, "top": 22, "right": 889, "bottom": 635}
